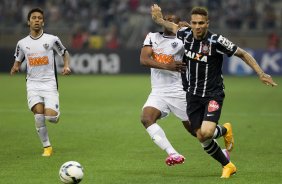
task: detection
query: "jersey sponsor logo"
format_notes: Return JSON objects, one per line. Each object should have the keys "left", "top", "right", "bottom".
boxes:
{"left": 152, "top": 52, "right": 174, "bottom": 64}
{"left": 185, "top": 50, "right": 207, "bottom": 62}
{"left": 28, "top": 56, "right": 49, "bottom": 66}
{"left": 217, "top": 35, "right": 235, "bottom": 51}
{"left": 208, "top": 100, "right": 219, "bottom": 112}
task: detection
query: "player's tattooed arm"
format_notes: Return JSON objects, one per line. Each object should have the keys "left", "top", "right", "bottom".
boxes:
{"left": 235, "top": 47, "right": 277, "bottom": 87}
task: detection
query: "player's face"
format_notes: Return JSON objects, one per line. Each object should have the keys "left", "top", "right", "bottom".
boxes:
{"left": 164, "top": 15, "right": 178, "bottom": 35}
{"left": 28, "top": 12, "right": 44, "bottom": 31}
{"left": 190, "top": 14, "right": 209, "bottom": 40}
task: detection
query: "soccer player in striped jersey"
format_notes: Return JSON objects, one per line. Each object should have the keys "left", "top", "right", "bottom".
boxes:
{"left": 140, "top": 14, "right": 190, "bottom": 166}
{"left": 151, "top": 4, "right": 277, "bottom": 178}
{"left": 10, "top": 7, "right": 71, "bottom": 157}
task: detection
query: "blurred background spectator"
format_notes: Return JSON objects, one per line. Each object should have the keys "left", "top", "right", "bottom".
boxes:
{"left": 0, "top": 0, "right": 281, "bottom": 50}
{"left": 267, "top": 31, "right": 280, "bottom": 51}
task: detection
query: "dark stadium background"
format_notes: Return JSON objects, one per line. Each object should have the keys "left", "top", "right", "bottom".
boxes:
{"left": 0, "top": 0, "right": 281, "bottom": 75}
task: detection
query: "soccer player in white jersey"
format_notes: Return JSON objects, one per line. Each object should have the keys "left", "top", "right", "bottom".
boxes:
{"left": 140, "top": 14, "right": 191, "bottom": 166}
{"left": 10, "top": 8, "right": 71, "bottom": 157}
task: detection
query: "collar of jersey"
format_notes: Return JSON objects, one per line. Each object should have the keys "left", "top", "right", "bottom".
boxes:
{"left": 29, "top": 30, "right": 44, "bottom": 40}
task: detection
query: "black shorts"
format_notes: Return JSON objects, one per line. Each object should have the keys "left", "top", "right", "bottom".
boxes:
{"left": 186, "top": 92, "right": 225, "bottom": 131}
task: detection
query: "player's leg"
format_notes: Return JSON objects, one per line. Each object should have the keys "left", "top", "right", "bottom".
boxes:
{"left": 198, "top": 121, "right": 229, "bottom": 165}
{"left": 197, "top": 121, "right": 236, "bottom": 178}
{"left": 182, "top": 120, "right": 196, "bottom": 137}
{"left": 199, "top": 98, "right": 236, "bottom": 178}
{"left": 212, "top": 124, "right": 227, "bottom": 139}
{"left": 45, "top": 108, "right": 60, "bottom": 123}
{"left": 141, "top": 95, "right": 184, "bottom": 165}
{"left": 208, "top": 95, "right": 234, "bottom": 151}
{"left": 30, "top": 101, "right": 52, "bottom": 156}
{"left": 187, "top": 93, "right": 236, "bottom": 178}
{"left": 212, "top": 122, "right": 234, "bottom": 152}
{"left": 141, "top": 106, "right": 184, "bottom": 166}
{"left": 141, "top": 106, "right": 179, "bottom": 154}
{"left": 44, "top": 90, "right": 60, "bottom": 123}
{"left": 167, "top": 93, "right": 197, "bottom": 137}
{"left": 28, "top": 90, "right": 52, "bottom": 156}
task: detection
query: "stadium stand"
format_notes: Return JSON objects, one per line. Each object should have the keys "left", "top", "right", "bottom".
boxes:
{"left": 0, "top": 0, "right": 281, "bottom": 49}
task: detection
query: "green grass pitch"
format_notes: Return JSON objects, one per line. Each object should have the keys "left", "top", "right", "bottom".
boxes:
{"left": 0, "top": 74, "right": 281, "bottom": 184}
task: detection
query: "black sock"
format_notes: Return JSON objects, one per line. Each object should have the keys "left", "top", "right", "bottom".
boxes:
{"left": 202, "top": 139, "right": 229, "bottom": 166}
{"left": 213, "top": 125, "right": 227, "bottom": 139}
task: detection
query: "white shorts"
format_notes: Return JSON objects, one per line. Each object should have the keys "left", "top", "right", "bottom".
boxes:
{"left": 142, "top": 92, "right": 188, "bottom": 121}
{"left": 27, "top": 90, "right": 60, "bottom": 113}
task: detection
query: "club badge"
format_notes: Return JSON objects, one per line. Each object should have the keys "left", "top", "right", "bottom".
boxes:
{"left": 201, "top": 43, "right": 210, "bottom": 55}
{"left": 171, "top": 42, "right": 178, "bottom": 48}
{"left": 43, "top": 43, "right": 49, "bottom": 50}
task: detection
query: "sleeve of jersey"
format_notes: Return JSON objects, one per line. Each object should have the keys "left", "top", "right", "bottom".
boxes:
{"left": 176, "top": 27, "right": 189, "bottom": 42}
{"left": 143, "top": 32, "right": 153, "bottom": 47}
{"left": 14, "top": 42, "right": 25, "bottom": 62}
{"left": 53, "top": 36, "right": 67, "bottom": 56}
{"left": 216, "top": 35, "right": 238, "bottom": 57}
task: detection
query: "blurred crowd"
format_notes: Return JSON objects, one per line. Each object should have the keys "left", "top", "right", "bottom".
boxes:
{"left": 0, "top": 0, "right": 281, "bottom": 50}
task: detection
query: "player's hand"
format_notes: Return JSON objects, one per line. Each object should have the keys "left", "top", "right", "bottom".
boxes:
{"left": 10, "top": 62, "right": 21, "bottom": 75}
{"left": 62, "top": 66, "right": 71, "bottom": 75}
{"left": 178, "top": 21, "right": 190, "bottom": 28}
{"left": 151, "top": 4, "right": 163, "bottom": 24}
{"left": 166, "top": 61, "right": 186, "bottom": 73}
{"left": 259, "top": 72, "right": 277, "bottom": 87}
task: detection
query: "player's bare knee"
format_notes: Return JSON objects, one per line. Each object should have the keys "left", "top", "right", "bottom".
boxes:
{"left": 140, "top": 115, "right": 155, "bottom": 128}
{"left": 196, "top": 133, "right": 205, "bottom": 142}
{"left": 196, "top": 130, "right": 211, "bottom": 142}
{"left": 201, "top": 129, "right": 214, "bottom": 140}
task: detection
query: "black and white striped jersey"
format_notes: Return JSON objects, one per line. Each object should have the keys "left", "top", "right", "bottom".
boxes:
{"left": 177, "top": 27, "right": 238, "bottom": 97}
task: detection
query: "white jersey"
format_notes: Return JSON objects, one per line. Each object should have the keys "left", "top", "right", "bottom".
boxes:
{"left": 14, "top": 32, "right": 66, "bottom": 91}
{"left": 143, "top": 32, "right": 185, "bottom": 96}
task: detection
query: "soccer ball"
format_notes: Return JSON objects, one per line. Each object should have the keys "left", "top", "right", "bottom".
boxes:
{"left": 59, "top": 161, "right": 84, "bottom": 184}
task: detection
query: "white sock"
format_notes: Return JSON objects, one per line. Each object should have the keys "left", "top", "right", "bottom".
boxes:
{"left": 34, "top": 114, "right": 51, "bottom": 147}
{"left": 146, "top": 123, "right": 178, "bottom": 155}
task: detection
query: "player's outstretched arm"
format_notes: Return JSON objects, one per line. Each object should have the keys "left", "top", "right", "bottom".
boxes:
{"left": 140, "top": 46, "right": 186, "bottom": 72}
{"left": 151, "top": 4, "right": 180, "bottom": 34}
{"left": 62, "top": 51, "right": 71, "bottom": 75}
{"left": 10, "top": 61, "right": 21, "bottom": 75}
{"left": 235, "top": 47, "right": 277, "bottom": 87}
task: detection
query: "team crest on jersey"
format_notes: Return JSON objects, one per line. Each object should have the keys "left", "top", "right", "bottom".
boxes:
{"left": 43, "top": 43, "right": 49, "bottom": 50}
{"left": 171, "top": 42, "right": 178, "bottom": 48}
{"left": 201, "top": 44, "right": 210, "bottom": 55}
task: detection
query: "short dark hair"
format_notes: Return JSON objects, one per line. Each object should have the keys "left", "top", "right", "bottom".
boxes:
{"left": 191, "top": 7, "right": 208, "bottom": 18}
{"left": 27, "top": 7, "right": 44, "bottom": 21}
{"left": 164, "top": 13, "right": 181, "bottom": 24}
